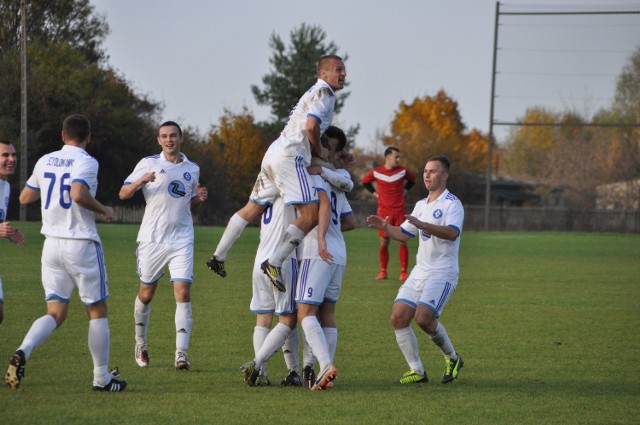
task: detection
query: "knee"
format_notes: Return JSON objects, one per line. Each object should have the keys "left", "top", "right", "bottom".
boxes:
{"left": 390, "top": 311, "right": 408, "bottom": 330}
{"left": 415, "top": 315, "right": 437, "bottom": 335}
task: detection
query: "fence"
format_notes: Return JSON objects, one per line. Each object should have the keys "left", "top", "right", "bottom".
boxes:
{"left": 115, "top": 202, "right": 640, "bottom": 233}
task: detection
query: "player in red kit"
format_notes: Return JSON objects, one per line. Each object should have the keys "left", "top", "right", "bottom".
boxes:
{"left": 362, "top": 147, "right": 416, "bottom": 281}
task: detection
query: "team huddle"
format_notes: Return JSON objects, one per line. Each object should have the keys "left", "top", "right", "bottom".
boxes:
{"left": 2, "top": 55, "right": 464, "bottom": 393}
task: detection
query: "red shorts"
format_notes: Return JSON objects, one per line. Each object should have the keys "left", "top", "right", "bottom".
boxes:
{"left": 378, "top": 213, "right": 406, "bottom": 238}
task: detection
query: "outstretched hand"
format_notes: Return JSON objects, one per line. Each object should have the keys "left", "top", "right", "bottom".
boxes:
{"left": 366, "top": 215, "right": 388, "bottom": 230}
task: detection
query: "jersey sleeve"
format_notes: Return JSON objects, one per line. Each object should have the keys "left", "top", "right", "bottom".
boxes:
{"left": 123, "top": 158, "right": 149, "bottom": 186}
{"left": 361, "top": 169, "right": 375, "bottom": 185}
{"left": 307, "top": 87, "right": 335, "bottom": 126}
{"left": 71, "top": 155, "right": 98, "bottom": 190}
{"left": 399, "top": 200, "right": 423, "bottom": 238}
{"left": 321, "top": 167, "right": 353, "bottom": 192}
{"left": 444, "top": 199, "right": 465, "bottom": 235}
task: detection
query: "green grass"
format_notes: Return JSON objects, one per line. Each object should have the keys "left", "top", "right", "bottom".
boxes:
{"left": 1, "top": 223, "right": 639, "bottom": 424}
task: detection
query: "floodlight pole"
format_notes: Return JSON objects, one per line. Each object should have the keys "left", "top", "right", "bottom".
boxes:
{"left": 485, "top": 1, "right": 500, "bottom": 231}
{"left": 19, "top": 0, "right": 28, "bottom": 221}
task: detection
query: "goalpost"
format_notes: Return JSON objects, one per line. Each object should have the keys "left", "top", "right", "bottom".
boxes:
{"left": 484, "top": 2, "right": 640, "bottom": 230}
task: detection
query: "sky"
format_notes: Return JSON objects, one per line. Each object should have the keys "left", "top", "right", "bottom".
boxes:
{"left": 90, "top": 0, "right": 639, "bottom": 152}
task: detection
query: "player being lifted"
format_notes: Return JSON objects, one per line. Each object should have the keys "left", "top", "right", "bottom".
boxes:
{"left": 206, "top": 55, "right": 346, "bottom": 292}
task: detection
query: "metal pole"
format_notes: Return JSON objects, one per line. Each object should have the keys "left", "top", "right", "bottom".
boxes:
{"left": 19, "top": 0, "right": 28, "bottom": 221}
{"left": 484, "top": 1, "right": 500, "bottom": 231}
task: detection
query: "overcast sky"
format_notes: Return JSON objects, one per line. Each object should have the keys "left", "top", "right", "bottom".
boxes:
{"left": 90, "top": 0, "right": 638, "bottom": 152}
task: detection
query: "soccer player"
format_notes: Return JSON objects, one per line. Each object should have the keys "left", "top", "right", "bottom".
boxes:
{"left": 240, "top": 196, "right": 301, "bottom": 387}
{"left": 6, "top": 114, "right": 126, "bottom": 391}
{"left": 207, "top": 55, "right": 347, "bottom": 292}
{"left": 362, "top": 147, "right": 416, "bottom": 281}
{"left": 119, "top": 121, "right": 207, "bottom": 370}
{"left": 366, "top": 155, "right": 464, "bottom": 385}
{"left": 296, "top": 128, "right": 356, "bottom": 390}
{"left": 0, "top": 138, "right": 25, "bottom": 325}
{"left": 240, "top": 127, "right": 354, "bottom": 388}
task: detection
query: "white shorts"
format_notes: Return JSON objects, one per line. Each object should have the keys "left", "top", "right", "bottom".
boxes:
{"left": 296, "top": 259, "right": 345, "bottom": 306}
{"left": 136, "top": 241, "right": 194, "bottom": 284}
{"left": 250, "top": 257, "right": 298, "bottom": 315}
{"left": 41, "top": 238, "right": 109, "bottom": 306}
{"left": 250, "top": 151, "right": 318, "bottom": 206}
{"left": 394, "top": 273, "right": 457, "bottom": 318}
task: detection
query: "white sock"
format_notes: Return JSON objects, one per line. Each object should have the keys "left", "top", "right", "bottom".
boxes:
{"left": 323, "top": 327, "right": 338, "bottom": 362}
{"left": 175, "top": 302, "right": 192, "bottom": 352}
{"left": 89, "top": 318, "right": 112, "bottom": 386}
{"left": 253, "top": 326, "right": 270, "bottom": 356}
{"left": 301, "top": 316, "right": 331, "bottom": 371}
{"left": 134, "top": 296, "right": 150, "bottom": 345}
{"left": 282, "top": 327, "right": 299, "bottom": 373}
{"left": 430, "top": 322, "right": 457, "bottom": 359}
{"left": 255, "top": 323, "right": 291, "bottom": 369}
{"left": 19, "top": 315, "right": 57, "bottom": 359}
{"left": 301, "top": 327, "right": 316, "bottom": 369}
{"left": 395, "top": 327, "right": 424, "bottom": 375}
{"left": 269, "top": 225, "right": 305, "bottom": 267}
{"left": 214, "top": 213, "right": 249, "bottom": 261}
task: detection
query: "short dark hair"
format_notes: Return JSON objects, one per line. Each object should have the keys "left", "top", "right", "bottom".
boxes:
{"left": 324, "top": 125, "right": 347, "bottom": 152}
{"left": 317, "top": 55, "right": 343, "bottom": 73}
{"left": 0, "top": 138, "right": 13, "bottom": 146}
{"left": 384, "top": 146, "right": 400, "bottom": 157}
{"left": 160, "top": 120, "right": 182, "bottom": 137}
{"left": 427, "top": 155, "right": 451, "bottom": 172}
{"left": 62, "top": 114, "right": 91, "bottom": 142}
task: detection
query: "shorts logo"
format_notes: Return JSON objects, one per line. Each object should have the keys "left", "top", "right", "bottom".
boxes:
{"left": 433, "top": 209, "right": 443, "bottom": 219}
{"left": 168, "top": 180, "right": 187, "bottom": 198}
{"left": 183, "top": 172, "right": 192, "bottom": 181}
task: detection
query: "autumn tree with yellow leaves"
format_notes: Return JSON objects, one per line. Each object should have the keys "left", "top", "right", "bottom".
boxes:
{"left": 380, "top": 90, "right": 488, "bottom": 200}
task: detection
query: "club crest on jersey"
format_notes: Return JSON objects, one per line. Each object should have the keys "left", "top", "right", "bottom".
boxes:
{"left": 433, "top": 209, "right": 443, "bottom": 219}
{"left": 168, "top": 180, "right": 187, "bottom": 198}
{"left": 183, "top": 172, "right": 192, "bottom": 181}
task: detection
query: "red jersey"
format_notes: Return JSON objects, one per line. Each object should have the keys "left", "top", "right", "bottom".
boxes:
{"left": 362, "top": 165, "right": 416, "bottom": 215}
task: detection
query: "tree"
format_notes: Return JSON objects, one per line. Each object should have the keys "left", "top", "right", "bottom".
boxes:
{"left": 0, "top": 1, "right": 162, "bottom": 218}
{"left": 251, "top": 23, "right": 350, "bottom": 127}
{"left": 197, "top": 108, "right": 266, "bottom": 222}
{"left": 381, "top": 90, "right": 488, "bottom": 200}
{"left": 0, "top": 0, "right": 109, "bottom": 63}
{"left": 501, "top": 107, "right": 559, "bottom": 178}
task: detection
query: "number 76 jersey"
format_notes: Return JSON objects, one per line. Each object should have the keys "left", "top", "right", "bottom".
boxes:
{"left": 25, "top": 145, "right": 103, "bottom": 243}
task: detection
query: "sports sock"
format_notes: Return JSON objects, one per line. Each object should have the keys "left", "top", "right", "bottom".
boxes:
{"left": 322, "top": 327, "right": 338, "bottom": 362}
{"left": 134, "top": 296, "right": 150, "bottom": 345}
{"left": 399, "top": 245, "right": 409, "bottom": 272}
{"left": 394, "top": 326, "right": 424, "bottom": 375}
{"left": 301, "top": 327, "right": 316, "bottom": 369}
{"left": 282, "top": 327, "right": 299, "bottom": 372}
{"left": 19, "top": 314, "right": 57, "bottom": 359}
{"left": 269, "top": 225, "right": 305, "bottom": 267}
{"left": 214, "top": 213, "right": 249, "bottom": 261}
{"left": 253, "top": 325, "right": 270, "bottom": 357}
{"left": 379, "top": 246, "right": 389, "bottom": 272}
{"left": 301, "top": 316, "right": 331, "bottom": 371}
{"left": 430, "top": 322, "right": 457, "bottom": 359}
{"left": 175, "top": 302, "right": 192, "bottom": 352}
{"left": 255, "top": 323, "right": 291, "bottom": 368}
{"left": 88, "top": 318, "right": 112, "bottom": 386}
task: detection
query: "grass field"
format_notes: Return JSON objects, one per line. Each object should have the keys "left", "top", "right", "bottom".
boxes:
{"left": 0, "top": 223, "right": 639, "bottom": 424}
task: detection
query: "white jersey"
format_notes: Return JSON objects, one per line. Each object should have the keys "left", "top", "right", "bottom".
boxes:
{"left": 299, "top": 175, "right": 352, "bottom": 265}
{"left": 257, "top": 197, "right": 297, "bottom": 262}
{"left": 0, "top": 178, "right": 9, "bottom": 222}
{"left": 25, "top": 145, "right": 102, "bottom": 242}
{"left": 400, "top": 189, "right": 464, "bottom": 279}
{"left": 268, "top": 79, "right": 336, "bottom": 165}
{"left": 123, "top": 152, "right": 199, "bottom": 243}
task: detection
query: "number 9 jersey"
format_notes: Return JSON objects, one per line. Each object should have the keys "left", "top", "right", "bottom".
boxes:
{"left": 25, "top": 145, "right": 102, "bottom": 243}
